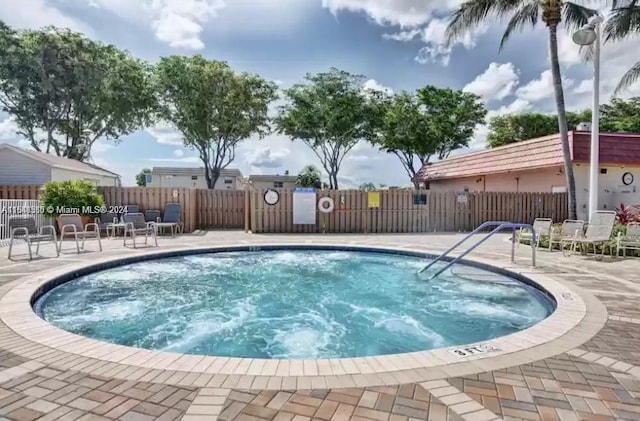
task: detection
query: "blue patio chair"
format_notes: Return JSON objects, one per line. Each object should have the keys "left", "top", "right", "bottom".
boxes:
{"left": 162, "top": 203, "right": 183, "bottom": 235}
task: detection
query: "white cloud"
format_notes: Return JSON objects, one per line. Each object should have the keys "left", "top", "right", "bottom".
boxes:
{"left": 0, "top": 0, "right": 93, "bottom": 33}
{"left": 463, "top": 63, "right": 519, "bottom": 102}
{"left": 147, "top": 156, "right": 201, "bottom": 163}
{"left": 515, "top": 70, "right": 573, "bottom": 103}
{"left": 327, "top": 0, "right": 485, "bottom": 65}
{"left": 244, "top": 146, "right": 291, "bottom": 169}
{"left": 173, "top": 149, "right": 185, "bottom": 158}
{"left": 146, "top": 124, "right": 183, "bottom": 146}
{"left": 385, "top": 18, "right": 487, "bottom": 65}
{"left": 322, "top": 0, "right": 464, "bottom": 28}
{"left": 362, "top": 79, "right": 394, "bottom": 95}
{"left": 86, "top": 0, "right": 225, "bottom": 50}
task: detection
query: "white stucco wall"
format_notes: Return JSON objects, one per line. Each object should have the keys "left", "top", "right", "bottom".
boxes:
{"left": 51, "top": 168, "right": 120, "bottom": 187}
{"left": 427, "top": 167, "right": 567, "bottom": 194}
{"left": 249, "top": 180, "right": 297, "bottom": 190}
{"left": 573, "top": 164, "right": 640, "bottom": 221}
{"left": 147, "top": 173, "right": 239, "bottom": 189}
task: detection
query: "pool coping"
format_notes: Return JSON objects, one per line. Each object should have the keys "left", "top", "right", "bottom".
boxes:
{"left": 0, "top": 242, "right": 606, "bottom": 389}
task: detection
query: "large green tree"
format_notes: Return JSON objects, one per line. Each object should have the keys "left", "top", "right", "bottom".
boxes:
{"left": 296, "top": 165, "right": 322, "bottom": 188}
{"left": 155, "top": 56, "right": 277, "bottom": 189}
{"left": 370, "top": 88, "right": 486, "bottom": 186}
{"left": 605, "top": 1, "right": 640, "bottom": 94}
{"left": 487, "top": 110, "right": 591, "bottom": 147}
{"left": 275, "top": 68, "right": 371, "bottom": 189}
{"left": 600, "top": 97, "right": 640, "bottom": 132}
{"left": 0, "top": 22, "right": 156, "bottom": 160}
{"left": 445, "top": 0, "right": 599, "bottom": 219}
{"left": 487, "top": 98, "right": 640, "bottom": 147}
{"left": 136, "top": 168, "right": 151, "bottom": 187}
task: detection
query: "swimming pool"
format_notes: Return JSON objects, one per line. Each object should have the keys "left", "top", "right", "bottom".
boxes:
{"left": 34, "top": 248, "right": 555, "bottom": 359}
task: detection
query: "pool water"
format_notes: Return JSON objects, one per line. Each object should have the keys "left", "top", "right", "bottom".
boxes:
{"left": 35, "top": 250, "right": 554, "bottom": 359}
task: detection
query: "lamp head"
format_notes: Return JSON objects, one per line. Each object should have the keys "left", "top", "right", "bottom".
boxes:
{"left": 572, "top": 23, "right": 597, "bottom": 45}
{"left": 572, "top": 15, "right": 603, "bottom": 46}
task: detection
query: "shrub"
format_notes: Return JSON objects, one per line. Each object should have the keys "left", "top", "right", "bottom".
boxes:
{"left": 615, "top": 203, "right": 640, "bottom": 224}
{"left": 40, "top": 180, "right": 105, "bottom": 218}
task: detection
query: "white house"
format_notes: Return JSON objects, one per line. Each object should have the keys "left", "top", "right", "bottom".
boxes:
{"left": 248, "top": 173, "right": 298, "bottom": 189}
{"left": 0, "top": 143, "right": 121, "bottom": 186}
{"left": 146, "top": 167, "right": 244, "bottom": 189}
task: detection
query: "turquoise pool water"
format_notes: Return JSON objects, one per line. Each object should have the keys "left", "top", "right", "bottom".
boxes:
{"left": 35, "top": 249, "right": 554, "bottom": 359}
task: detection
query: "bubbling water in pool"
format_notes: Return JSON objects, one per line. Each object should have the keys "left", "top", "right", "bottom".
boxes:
{"left": 35, "top": 249, "right": 554, "bottom": 359}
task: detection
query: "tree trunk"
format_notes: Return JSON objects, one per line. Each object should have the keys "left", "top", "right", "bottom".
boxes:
{"left": 548, "top": 24, "right": 578, "bottom": 220}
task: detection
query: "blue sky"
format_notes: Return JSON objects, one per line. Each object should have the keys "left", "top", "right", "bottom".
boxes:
{"left": 1, "top": 0, "right": 638, "bottom": 187}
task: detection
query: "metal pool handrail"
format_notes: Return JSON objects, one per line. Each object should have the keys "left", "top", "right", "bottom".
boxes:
{"left": 419, "top": 221, "right": 537, "bottom": 280}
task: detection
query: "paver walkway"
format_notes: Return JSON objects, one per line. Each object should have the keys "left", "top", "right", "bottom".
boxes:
{"left": 1, "top": 231, "right": 639, "bottom": 420}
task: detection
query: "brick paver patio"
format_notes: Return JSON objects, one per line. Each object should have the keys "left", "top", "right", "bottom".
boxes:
{"left": 1, "top": 231, "right": 639, "bottom": 420}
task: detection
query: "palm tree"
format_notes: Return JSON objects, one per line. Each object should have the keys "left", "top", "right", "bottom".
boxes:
{"left": 296, "top": 165, "right": 322, "bottom": 188}
{"left": 604, "top": 0, "right": 640, "bottom": 94}
{"left": 445, "top": 0, "right": 598, "bottom": 219}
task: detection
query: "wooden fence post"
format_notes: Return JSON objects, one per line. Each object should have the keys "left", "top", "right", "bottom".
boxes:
{"left": 244, "top": 186, "right": 250, "bottom": 233}
{"left": 187, "top": 188, "right": 197, "bottom": 232}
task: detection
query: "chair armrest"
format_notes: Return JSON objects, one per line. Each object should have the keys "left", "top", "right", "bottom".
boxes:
{"left": 60, "top": 224, "right": 78, "bottom": 234}
{"left": 84, "top": 222, "right": 99, "bottom": 232}
{"left": 125, "top": 222, "right": 135, "bottom": 230}
{"left": 11, "top": 227, "right": 29, "bottom": 238}
{"left": 146, "top": 221, "right": 156, "bottom": 228}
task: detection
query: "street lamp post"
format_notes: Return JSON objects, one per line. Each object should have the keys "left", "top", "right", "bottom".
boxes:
{"left": 572, "top": 15, "right": 604, "bottom": 218}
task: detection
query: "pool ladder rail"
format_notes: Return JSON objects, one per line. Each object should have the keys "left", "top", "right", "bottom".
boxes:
{"left": 420, "top": 221, "right": 537, "bottom": 280}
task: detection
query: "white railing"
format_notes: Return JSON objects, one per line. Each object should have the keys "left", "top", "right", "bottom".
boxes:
{"left": 0, "top": 199, "right": 54, "bottom": 243}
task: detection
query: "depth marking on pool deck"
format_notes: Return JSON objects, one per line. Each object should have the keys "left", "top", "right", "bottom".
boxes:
{"left": 449, "top": 343, "right": 500, "bottom": 358}
{"left": 0, "top": 242, "right": 602, "bottom": 390}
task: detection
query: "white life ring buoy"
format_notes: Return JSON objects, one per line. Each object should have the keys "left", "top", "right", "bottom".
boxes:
{"left": 318, "top": 197, "right": 335, "bottom": 213}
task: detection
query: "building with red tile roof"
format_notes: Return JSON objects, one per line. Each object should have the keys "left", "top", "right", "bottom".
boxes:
{"left": 414, "top": 131, "right": 640, "bottom": 220}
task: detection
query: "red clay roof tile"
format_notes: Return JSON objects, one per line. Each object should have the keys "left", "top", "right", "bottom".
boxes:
{"left": 415, "top": 131, "right": 640, "bottom": 181}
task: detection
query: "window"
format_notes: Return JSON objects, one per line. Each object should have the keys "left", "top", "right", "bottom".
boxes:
{"left": 274, "top": 181, "right": 284, "bottom": 188}
{"left": 191, "top": 175, "right": 198, "bottom": 180}
{"left": 145, "top": 174, "right": 153, "bottom": 184}
{"left": 413, "top": 194, "right": 427, "bottom": 205}
{"left": 224, "top": 179, "right": 233, "bottom": 184}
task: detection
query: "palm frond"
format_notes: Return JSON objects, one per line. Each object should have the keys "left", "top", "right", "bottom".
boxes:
{"left": 611, "top": 0, "right": 639, "bottom": 9}
{"left": 499, "top": 3, "right": 539, "bottom": 50}
{"left": 445, "top": 0, "right": 523, "bottom": 47}
{"left": 614, "top": 61, "right": 640, "bottom": 96}
{"left": 562, "top": 1, "right": 599, "bottom": 32}
{"left": 604, "top": 4, "right": 640, "bottom": 41}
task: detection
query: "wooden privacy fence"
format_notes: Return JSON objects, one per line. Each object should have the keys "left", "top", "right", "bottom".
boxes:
{"left": 98, "top": 187, "right": 198, "bottom": 233}
{"left": 0, "top": 184, "right": 568, "bottom": 233}
{"left": 196, "top": 189, "right": 245, "bottom": 229}
{"left": 251, "top": 189, "right": 569, "bottom": 233}
{"left": 0, "top": 185, "right": 41, "bottom": 199}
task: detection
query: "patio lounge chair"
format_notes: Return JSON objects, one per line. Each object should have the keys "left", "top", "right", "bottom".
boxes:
{"left": 561, "top": 211, "right": 616, "bottom": 259}
{"left": 616, "top": 222, "right": 640, "bottom": 258}
{"left": 144, "top": 209, "right": 161, "bottom": 223}
{"left": 549, "top": 219, "right": 585, "bottom": 252}
{"left": 158, "top": 203, "right": 183, "bottom": 236}
{"left": 516, "top": 218, "right": 553, "bottom": 249}
{"left": 124, "top": 204, "right": 139, "bottom": 214}
{"left": 123, "top": 213, "right": 157, "bottom": 248}
{"left": 7, "top": 217, "right": 58, "bottom": 260}
{"left": 95, "top": 212, "right": 119, "bottom": 236}
{"left": 58, "top": 214, "right": 102, "bottom": 254}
